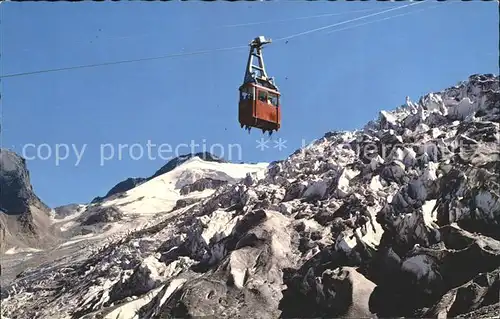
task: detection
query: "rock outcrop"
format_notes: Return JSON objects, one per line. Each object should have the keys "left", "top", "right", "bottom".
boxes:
{"left": 0, "top": 149, "right": 58, "bottom": 254}
{"left": 91, "top": 177, "right": 147, "bottom": 203}
{"left": 179, "top": 177, "right": 228, "bottom": 195}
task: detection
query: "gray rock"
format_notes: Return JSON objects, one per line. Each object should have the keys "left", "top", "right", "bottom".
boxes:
{"left": 0, "top": 149, "right": 49, "bottom": 215}
{"left": 81, "top": 206, "right": 124, "bottom": 225}
{"left": 0, "top": 149, "right": 56, "bottom": 254}
{"left": 179, "top": 178, "right": 228, "bottom": 195}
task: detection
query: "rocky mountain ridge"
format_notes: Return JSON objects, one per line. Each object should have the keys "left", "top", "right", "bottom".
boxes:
{"left": 1, "top": 74, "right": 499, "bottom": 319}
{"left": 91, "top": 152, "right": 226, "bottom": 203}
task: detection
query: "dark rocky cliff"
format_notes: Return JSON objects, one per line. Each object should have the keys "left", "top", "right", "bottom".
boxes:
{"left": 0, "top": 149, "right": 57, "bottom": 253}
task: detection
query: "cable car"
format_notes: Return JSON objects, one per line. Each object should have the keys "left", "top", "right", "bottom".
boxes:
{"left": 239, "top": 36, "right": 281, "bottom": 135}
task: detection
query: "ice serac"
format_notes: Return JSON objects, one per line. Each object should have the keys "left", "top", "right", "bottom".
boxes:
{"left": 0, "top": 148, "right": 58, "bottom": 254}
{"left": 1, "top": 74, "right": 499, "bottom": 319}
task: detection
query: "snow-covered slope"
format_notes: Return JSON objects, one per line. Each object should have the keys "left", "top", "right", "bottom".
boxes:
{"left": 1, "top": 74, "right": 499, "bottom": 319}
{"left": 90, "top": 151, "right": 228, "bottom": 204}
{"left": 0, "top": 156, "right": 268, "bottom": 286}
{"left": 99, "top": 156, "right": 267, "bottom": 217}
{"left": 57, "top": 157, "right": 268, "bottom": 237}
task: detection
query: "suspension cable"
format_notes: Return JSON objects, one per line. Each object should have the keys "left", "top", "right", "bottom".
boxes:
{"left": 325, "top": 5, "right": 439, "bottom": 35}
{"left": 13, "top": 7, "right": 385, "bottom": 55}
{"left": 273, "top": 0, "right": 425, "bottom": 42}
{"left": 0, "top": 45, "right": 249, "bottom": 79}
{"left": 0, "top": 1, "right": 429, "bottom": 79}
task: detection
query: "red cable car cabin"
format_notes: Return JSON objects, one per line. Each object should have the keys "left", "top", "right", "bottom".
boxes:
{"left": 239, "top": 82, "right": 281, "bottom": 133}
{"left": 238, "top": 36, "right": 281, "bottom": 135}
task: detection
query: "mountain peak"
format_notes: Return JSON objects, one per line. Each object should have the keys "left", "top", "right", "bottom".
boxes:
{"left": 91, "top": 152, "right": 226, "bottom": 203}
{"left": 150, "top": 151, "right": 226, "bottom": 179}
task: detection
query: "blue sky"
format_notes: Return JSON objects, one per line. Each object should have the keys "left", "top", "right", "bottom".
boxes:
{"left": 1, "top": 0, "right": 498, "bottom": 208}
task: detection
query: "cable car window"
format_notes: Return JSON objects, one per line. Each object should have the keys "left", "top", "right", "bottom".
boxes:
{"left": 240, "top": 87, "right": 253, "bottom": 100}
{"left": 267, "top": 92, "right": 278, "bottom": 106}
{"left": 258, "top": 90, "right": 266, "bottom": 102}
{"left": 258, "top": 90, "right": 267, "bottom": 102}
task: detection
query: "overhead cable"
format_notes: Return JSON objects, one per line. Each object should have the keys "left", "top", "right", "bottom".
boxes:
{"left": 0, "top": 1, "right": 431, "bottom": 79}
